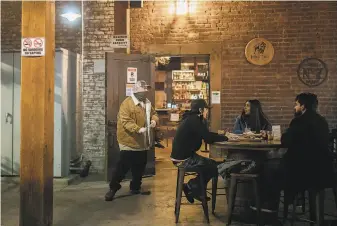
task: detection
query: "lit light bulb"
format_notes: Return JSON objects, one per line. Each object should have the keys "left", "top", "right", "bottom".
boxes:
{"left": 61, "top": 12, "right": 81, "bottom": 22}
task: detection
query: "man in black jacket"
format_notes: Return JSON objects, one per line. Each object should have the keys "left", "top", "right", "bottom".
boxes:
{"left": 281, "top": 93, "right": 334, "bottom": 193}
{"left": 261, "top": 93, "right": 334, "bottom": 211}
{"left": 170, "top": 99, "right": 228, "bottom": 203}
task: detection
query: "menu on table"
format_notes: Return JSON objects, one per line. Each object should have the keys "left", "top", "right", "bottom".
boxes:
{"left": 272, "top": 125, "right": 281, "bottom": 141}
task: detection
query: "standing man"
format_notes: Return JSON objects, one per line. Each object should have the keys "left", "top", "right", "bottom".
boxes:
{"left": 105, "top": 80, "right": 159, "bottom": 201}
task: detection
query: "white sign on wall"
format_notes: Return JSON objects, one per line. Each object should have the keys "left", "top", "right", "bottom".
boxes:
{"left": 126, "top": 84, "right": 134, "bottom": 96}
{"left": 211, "top": 91, "right": 221, "bottom": 104}
{"left": 21, "top": 37, "right": 45, "bottom": 57}
{"left": 127, "top": 67, "right": 137, "bottom": 84}
{"left": 111, "top": 35, "right": 130, "bottom": 48}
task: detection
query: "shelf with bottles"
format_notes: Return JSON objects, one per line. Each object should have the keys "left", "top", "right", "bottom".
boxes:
{"left": 196, "top": 63, "right": 209, "bottom": 80}
{"left": 172, "top": 81, "right": 207, "bottom": 90}
{"left": 172, "top": 90, "right": 207, "bottom": 101}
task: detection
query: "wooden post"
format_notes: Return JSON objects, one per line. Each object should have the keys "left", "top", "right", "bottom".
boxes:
{"left": 20, "top": 1, "right": 55, "bottom": 226}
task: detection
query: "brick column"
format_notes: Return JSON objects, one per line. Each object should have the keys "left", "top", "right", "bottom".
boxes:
{"left": 82, "top": 0, "right": 114, "bottom": 171}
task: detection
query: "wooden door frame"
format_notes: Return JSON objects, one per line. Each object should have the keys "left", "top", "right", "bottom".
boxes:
{"left": 139, "top": 43, "right": 222, "bottom": 133}
{"left": 105, "top": 52, "right": 156, "bottom": 181}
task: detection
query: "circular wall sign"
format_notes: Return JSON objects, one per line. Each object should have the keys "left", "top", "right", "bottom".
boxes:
{"left": 245, "top": 38, "right": 274, "bottom": 66}
{"left": 297, "top": 58, "right": 328, "bottom": 87}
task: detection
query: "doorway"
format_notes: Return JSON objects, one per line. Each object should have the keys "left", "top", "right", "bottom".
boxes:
{"left": 154, "top": 55, "right": 211, "bottom": 150}
{"left": 105, "top": 53, "right": 156, "bottom": 181}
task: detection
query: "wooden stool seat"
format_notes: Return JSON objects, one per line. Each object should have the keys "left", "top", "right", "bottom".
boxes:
{"left": 231, "top": 173, "right": 259, "bottom": 178}
{"left": 210, "top": 157, "right": 225, "bottom": 163}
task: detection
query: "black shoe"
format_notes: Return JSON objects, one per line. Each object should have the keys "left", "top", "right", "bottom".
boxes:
{"left": 130, "top": 190, "right": 141, "bottom": 195}
{"left": 183, "top": 184, "right": 195, "bottom": 204}
{"left": 105, "top": 189, "right": 118, "bottom": 201}
{"left": 193, "top": 195, "right": 211, "bottom": 202}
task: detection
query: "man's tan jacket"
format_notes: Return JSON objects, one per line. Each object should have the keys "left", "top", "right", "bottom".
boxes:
{"left": 117, "top": 96, "right": 159, "bottom": 150}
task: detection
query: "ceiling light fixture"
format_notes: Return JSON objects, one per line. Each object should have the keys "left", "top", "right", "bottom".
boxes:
{"left": 61, "top": 12, "right": 81, "bottom": 22}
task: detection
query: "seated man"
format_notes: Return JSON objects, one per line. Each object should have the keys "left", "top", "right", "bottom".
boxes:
{"left": 281, "top": 93, "right": 334, "bottom": 194}
{"left": 170, "top": 99, "right": 228, "bottom": 203}
{"left": 260, "top": 93, "right": 335, "bottom": 211}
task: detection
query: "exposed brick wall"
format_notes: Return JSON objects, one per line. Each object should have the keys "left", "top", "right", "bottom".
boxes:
{"left": 1, "top": 1, "right": 21, "bottom": 51}
{"left": 82, "top": 0, "right": 114, "bottom": 171}
{"left": 1, "top": 1, "right": 82, "bottom": 53}
{"left": 130, "top": 1, "right": 337, "bottom": 130}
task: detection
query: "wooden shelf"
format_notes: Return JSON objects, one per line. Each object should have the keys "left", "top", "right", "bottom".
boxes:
{"left": 173, "top": 89, "right": 206, "bottom": 91}
{"left": 173, "top": 80, "right": 195, "bottom": 82}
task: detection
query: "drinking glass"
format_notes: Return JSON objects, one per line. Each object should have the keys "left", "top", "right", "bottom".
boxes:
{"left": 244, "top": 127, "right": 251, "bottom": 133}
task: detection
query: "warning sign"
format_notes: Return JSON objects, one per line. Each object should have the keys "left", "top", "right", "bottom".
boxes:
{"left": 111, "top": 35, "right": 130, "bottom": 48}
{"left": 21, "top": 37, "right": 45, "bottom": 57}
{"left": 127, "top": 67, "right": 137, "bottom": 84}
{"left": 126, "top": 84, "right": 134, "bottom": 96}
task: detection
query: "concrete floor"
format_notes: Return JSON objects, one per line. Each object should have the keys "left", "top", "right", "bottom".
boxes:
{"left": 1, "top": 145, "right": 337, "bottom": 226}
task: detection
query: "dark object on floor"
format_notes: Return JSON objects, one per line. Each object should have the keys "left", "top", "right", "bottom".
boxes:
{"left": 80, "top": 160, "right": 92, "bottom": 178}
{"left": 154, "top": 141, "right": 165, "bottom": 149}
{"left": 106, "top": 190, "right": 152, "bottom": 201}
{"left": 154, "top": 128, "right": 165, "bottom": 149}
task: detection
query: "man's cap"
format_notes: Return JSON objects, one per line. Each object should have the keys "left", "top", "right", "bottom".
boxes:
{"left": 190, "top": 99, "right": 211, "bottom": 111}
{"left": 133, "top": 80, "right": 151, "bottom": 93}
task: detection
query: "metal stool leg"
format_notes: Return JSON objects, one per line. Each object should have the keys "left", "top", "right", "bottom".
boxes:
{"left": 227, "top": 177, "right": 237, "bottom": 225}
{"left": 283, "top": 191, "right": 290, "bottom": 223}
{"left": 332, "top": 186, "right": 337, "bottom": 209}
{"left": 211, "top": 174, "right": 218, "bottom": 214}
{"left": 199, "top": 173, "right": 210, "bottom": 223}
{"left": 175, "top": 168, "right": 185, "bottom": 223}
{"left": 291, "top": 198, "right": 296, "bottom": 226}
{"left": 309, "top": 190, "right": 316, "bottom": 225}
{"left": 253, "top": 179, "right": 262, "bottom": 226}
{"left": 315, "top": 190, "right": 325, "bottom": 226}
{"left": 301, "top": 191, "right": 306, "bottom": 213}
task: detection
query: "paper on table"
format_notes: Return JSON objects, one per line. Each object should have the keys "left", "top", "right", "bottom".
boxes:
{"left": 272, "top": 125, "right": 281, "bottom": 141}
{"left": 170, "top": 113, "right": 180, "bottom": 122}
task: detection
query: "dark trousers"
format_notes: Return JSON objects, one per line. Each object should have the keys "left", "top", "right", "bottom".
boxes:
{"left": 175, "top": 154, "right": 218, "bottom": 196}
{"left": 260, "top": 158, "right": 285, "bottom": 210}
{"left": 109, "top": 150, "right": 148, "bottom": 191}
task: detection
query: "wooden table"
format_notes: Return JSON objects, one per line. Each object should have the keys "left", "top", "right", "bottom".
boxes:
{"left": 214, "top": 140, "right": 283, "bottom": 223}
{"left": 214, "top": 140, "right": 281, "bottom": 150}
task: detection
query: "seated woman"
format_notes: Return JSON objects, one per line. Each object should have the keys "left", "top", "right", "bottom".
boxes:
{"left": 233, "top": 99, "right": 272, "bottom": 134}
{"left": 170, "top": 99, "right": 228, "bottom": 203}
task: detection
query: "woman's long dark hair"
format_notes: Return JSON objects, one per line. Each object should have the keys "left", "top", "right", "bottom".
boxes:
{"left": 241, "top": 99, "right": 271, "bottom": 132}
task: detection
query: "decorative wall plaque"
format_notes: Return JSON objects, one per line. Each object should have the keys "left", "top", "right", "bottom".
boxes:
{"left": 297, "top": 58, "right": 328, "bottom": 87}
{"left": 245, "top": 38, "right": 274, "bottom": 66}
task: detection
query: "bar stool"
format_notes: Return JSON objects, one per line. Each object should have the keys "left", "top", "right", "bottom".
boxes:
{"left": 283, "top": 189, "right": 326, "bottom": 226}
{"left": 227, "top": 173, "right": 262, "bottom": 226}
{"left": 174, "top": 166, "right": 218, "bottom": 223}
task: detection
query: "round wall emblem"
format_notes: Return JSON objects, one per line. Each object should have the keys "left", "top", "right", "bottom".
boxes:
{"left": 245, "top": 38, "right": 274, "bottom": 66}
{"left": 297, "top": 58, "right": 328, "bottom": 87}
